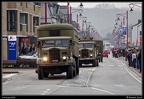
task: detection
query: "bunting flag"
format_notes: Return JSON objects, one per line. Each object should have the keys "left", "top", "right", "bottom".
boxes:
{"left": 119, "top": 26, "right": 126, "bottom": 36}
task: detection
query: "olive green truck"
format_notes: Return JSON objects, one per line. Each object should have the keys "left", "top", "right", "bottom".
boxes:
{"left": 36, "top": 23, "right": 80, "bottom": 79}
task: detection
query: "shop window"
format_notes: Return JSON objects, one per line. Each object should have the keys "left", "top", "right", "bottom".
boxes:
{"left": 7, "top": 10, "right": 17, "bottom": 32}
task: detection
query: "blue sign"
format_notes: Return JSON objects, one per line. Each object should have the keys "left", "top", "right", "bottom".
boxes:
{"left": 8, "top": 35, "right": 17, "bottom": 60}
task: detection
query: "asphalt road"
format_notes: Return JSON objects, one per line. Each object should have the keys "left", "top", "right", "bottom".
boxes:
{"left": 2, "top": 54, "right": 142, "bottom": 96}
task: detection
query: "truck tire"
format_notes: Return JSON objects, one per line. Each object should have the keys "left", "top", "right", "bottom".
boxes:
{"left": 43, "top": 73, "right": 49, "bottom": 78}
{"left": 67, "top": 65, "right": 73, "bottom": 79}
{"left": 38, "top": 67, "right": 43, "bottom": 80}
{"left": 101, "top": 58, "right": 103, "bottom": 62}
{"left": 93, "top": 60, "right": 96, "bottom": 67}
{"left": 75, "top": 58, "right": 79, "bottom": 75}
{"left": 96, "top": 60, "right": 99, "bottom": 66}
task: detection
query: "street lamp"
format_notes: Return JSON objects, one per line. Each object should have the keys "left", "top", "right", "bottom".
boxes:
{"left": 116, "top": 11, "right": 128, "bottom": 48}
{"left": 129, "top": 3, "right": 142, "bottom": 12}
{"left": 79, "top": 17, "right": 87, "bottom": 37}
{"left": 79, "top": 2, "right": 83, "bottom": 9}
{"left": 70, "top": 6, "right": 83, "bottom": 24}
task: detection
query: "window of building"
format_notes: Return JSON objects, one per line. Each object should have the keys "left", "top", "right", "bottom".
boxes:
{"left": 26, "top": 3, "right": 27, "bottom": 8}
{"left": 20, "top": 13, "right": 28, "bottom": 32}
{"left": 20, "top": 2, "right": 22, "bottom": 6}
{"left": 140, "top": 31, "right": 142, "bottom": 35}
{"left": 33, "top": 2, "right": 41, "bottom": 6}
{"left": 33, "top": 16, "right": 39, "bottom": 26}
{"left": 34, "top": 5, "right": 35, "bottom": 11}
{"left": 7, "top": 10, "right": 17, "bottom": 32}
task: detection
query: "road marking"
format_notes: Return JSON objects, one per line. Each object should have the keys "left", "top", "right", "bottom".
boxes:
{"left": 116, "top": 60, "right": 142, "bottom": 84}
{"left": 86, "top": 68, "right": 96, "bottom": 87}
{"left": 108, "top": 65, "right": 114, "bottom": 66}
{"left": 11, "top": 87, "right": 26, "bottom": 90}
{"left": 41, "top": 89, "right": 51, "bottom": 95}
{"left": 3, "top": 74, "right": 17, "bottom": 78}
{"left": 91, "top": 87, "right": 114, "bottom": 95}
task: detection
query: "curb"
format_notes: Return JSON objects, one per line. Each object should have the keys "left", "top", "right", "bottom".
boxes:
{"left": 117, "top": 57, "right": 141, "bottom": 77}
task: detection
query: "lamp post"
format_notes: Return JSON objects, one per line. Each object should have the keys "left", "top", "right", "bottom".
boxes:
{"left": 69, "top": 6, "right": 83, "bottom": 24}
{"left": 116, "top": 11, "right": 128, "bottom": 48}
{"left": 80, "top": 17, "right": 87, "bottom": 37}
{"left": 67, "top": 2, "right": 83, "bottom": 24}
{"left": 45, "top": 2, "right": 47, "bottom": 24}
{"left": 85, "top": 22, "right": 91, "bottom": 37}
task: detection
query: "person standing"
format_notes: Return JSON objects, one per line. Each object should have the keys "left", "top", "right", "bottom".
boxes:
{"left": 137, "top": 49, "right": 141, "bottom": 72}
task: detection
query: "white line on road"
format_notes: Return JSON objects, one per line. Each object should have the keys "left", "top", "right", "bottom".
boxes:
{"left": 3, "top": 74, "right": 17, "bottom": 78}
{"left": 11, "top": 87, "right": 26, "bottom": 90}
{"left": 120, "top": 61, "right": 142, "bottom": 84}
{"left": 86, "top": 68, "right": 96, "bottom": 87}
{"left": 91, "top": 87, "right": 115, "bottom": 95}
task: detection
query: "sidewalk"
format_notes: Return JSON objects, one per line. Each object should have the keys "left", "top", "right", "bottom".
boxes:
{"left": 118, "top": 57, "right": 142, "bottom": 77}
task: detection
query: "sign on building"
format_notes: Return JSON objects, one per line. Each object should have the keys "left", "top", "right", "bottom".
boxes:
{"left": 8, "top": 35, "right": 17, "bottom": 60}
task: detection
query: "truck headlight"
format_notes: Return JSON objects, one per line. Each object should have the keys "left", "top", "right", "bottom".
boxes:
{"left": 62, "top": 56, "right": 66, "bottom": 60}
{"left": 42, "top": 57, "right": 48, "bottom": 61}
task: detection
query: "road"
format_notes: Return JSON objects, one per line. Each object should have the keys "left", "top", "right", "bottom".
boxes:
{"left": 2, "top": 54, "right": 142, "bottom": 96}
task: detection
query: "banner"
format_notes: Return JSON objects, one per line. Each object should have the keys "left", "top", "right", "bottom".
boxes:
{"left": 8, "top": 35, "right": 17, "bottom": 60}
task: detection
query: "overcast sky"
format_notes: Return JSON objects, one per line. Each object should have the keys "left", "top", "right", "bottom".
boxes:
{"left": 58, "top": 2, "right": 142, "bottom": 9}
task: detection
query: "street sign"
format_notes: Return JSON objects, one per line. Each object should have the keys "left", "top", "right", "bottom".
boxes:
{"left": 8, "top": 35, "right": 17, "bottom": 60}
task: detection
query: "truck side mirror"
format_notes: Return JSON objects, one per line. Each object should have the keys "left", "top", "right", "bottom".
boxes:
{"left": 70, "top": 40, "right": 75, "bottom": 46}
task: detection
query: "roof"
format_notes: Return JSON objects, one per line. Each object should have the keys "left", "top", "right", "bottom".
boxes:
{"left": 37, "top": 23, "right": 78, "bottom": 32}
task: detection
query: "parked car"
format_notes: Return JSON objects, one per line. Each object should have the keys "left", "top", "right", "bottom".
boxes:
{"left": 18, "top": 51, "right": 38, "bottom": 59}
{"left": 103, "top": 50, "right": 109, "bottom": 58}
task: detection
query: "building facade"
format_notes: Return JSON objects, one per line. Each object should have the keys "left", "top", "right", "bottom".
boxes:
{"left": 131, "top": 22, "right": 142, "bottom": 48}
{"left": 2, "top": 2, "right": 41, "bottom": 60}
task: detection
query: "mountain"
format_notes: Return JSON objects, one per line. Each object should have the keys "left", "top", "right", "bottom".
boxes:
{"left": 72, "top": 4, "right": 142, "bottom": 38}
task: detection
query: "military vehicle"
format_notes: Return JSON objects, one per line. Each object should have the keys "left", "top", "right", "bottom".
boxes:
{"left": 78, "top": 40, "right": 99, "bottom": 67}
{"left": 94, "top": 40, "right": 104, "bottom": 62}
{"left": 36, "top": 23, "right": 79, "bottom": 79}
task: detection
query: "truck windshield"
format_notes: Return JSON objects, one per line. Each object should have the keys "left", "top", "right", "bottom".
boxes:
{"left": 56, "top": 40, "right": 69, "bottom": 47}
{"left": 42, "top": 40, "right": 55, "bottom": 47}
{"left": 84, "top": 43, "right": 94, "bottom": 48}
{"left": 79, "top": 43, "right": 94, "bottom": 48}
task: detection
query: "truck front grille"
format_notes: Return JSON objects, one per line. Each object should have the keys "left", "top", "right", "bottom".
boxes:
{"left": 49, "top": 48, "right": 60, "bottom": 62}
{"left": 81, "top": 49, "right": 89, "bottom": 58}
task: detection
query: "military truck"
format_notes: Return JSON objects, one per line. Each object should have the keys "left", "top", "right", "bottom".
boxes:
{"left": 94, "top": 40, "right": 103, "bottom": 62}
{"left": 78, "top": 40, "right": 99, "bottom": 67}
{"left": 36, "top": 23, "right": 79, "bottom": 79}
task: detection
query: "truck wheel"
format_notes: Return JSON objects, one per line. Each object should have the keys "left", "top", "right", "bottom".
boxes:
{"left": 96, "top": 60, "right": 99, "bottom": 66}
{"left": 93, "top": 60, "right": 96, "bottom": 67}
{"left": 79, "top": 62, "right": 82, "bottom": 67}
{"left": 76, "top": 58, "right": 79, "bottom": 75}
{"left": 73, "top": 67, "right": 76, "bottom": 77}
{"left": 43, "top": 73, "right": 49, "bottom": 78}
{"left": 38, "top": 67, "right": 43, "bottom": 80}
{"left": 101, "top": 58, "right": 103, "bottom": 62}
{"left": 67, "top": 65, "right": 73, "bottom": 79}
